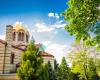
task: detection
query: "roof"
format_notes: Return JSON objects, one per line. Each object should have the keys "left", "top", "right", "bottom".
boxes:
{"left": 40, "top": 51, "right": 54, "bottom": 57}
{"left": 0, "top": 39, "right": 25, "bottom": 51}
{"left": 0, "top": 39, "right": 7, "bottom": 44}
{"left": 0, "top": 39, "right": 54, "bottom": 57}
{"left": 12, "top": 45, "right": 26, "bottom": 51}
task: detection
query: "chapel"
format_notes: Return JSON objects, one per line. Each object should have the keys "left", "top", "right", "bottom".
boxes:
{"left": 0, "top": 22, "right": 54, "bottom": 74}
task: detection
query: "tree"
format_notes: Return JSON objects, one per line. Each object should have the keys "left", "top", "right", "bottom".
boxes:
{"left": 68, "top": 44, "right": 100, "bottom": 80}
{"left": 54, "top": 59, "right": 59, "bottom": 71}
{"left": 57, "top": 57, "right": 72, "bottom": 80}
{"left": 63, "top": 0, "right": 100, "bottom": 50}
{"left": 40, "top": 64, "right": 49, "bottom": 80}
{"left": 17, "top": 41, "right": 43, "bottom": 80}
{"left": 48, "top": 61, "right": 55, "bottom": 80}
{"left": 88, "top": 58, "right": 100, "bottom": 80}
{"left": 54, "top": 59, "right": 59, "bottom": 80}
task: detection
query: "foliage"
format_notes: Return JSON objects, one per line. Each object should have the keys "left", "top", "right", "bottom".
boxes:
{"left": 68, "top": 45, "right": 100, "bottom": 80}
{"left": 56, "top": 57, "right": 72, "bottom": 80}
{"left": 54, "top": 59, "right": 59, "bottom": 80}
{"left": 40, "top": 64, "right": 49, "bottom": 80}
{"left": 48, "top": 61, "right": 55, "bottom": 80}
{"left": 63, "top": 0, "right": 100, "bottom": 50}
{"left": 17, "top": 41, "right": 43, "bottom": 80}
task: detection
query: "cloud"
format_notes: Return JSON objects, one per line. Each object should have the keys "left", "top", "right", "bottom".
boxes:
{"left": 48, "top": 12, "right": 55, "bottom": 17}
{"left": 33, "top": 13, "right": 67, "bottom": 33}
{"left": 42, "top": 41, "right": 51, "bottom": 46}
{"left": 35, "top": 20, "right": 66, "bottom": 33}
{"left": 45, "top": 43, "right": 70, "bottom": 63}
{"left": 55, "top": 13, "right": 60, "bottom": 19}
{"left": 0, "top": 35, "right": 5, "bottom": 40}
{"left": 52, "top": 23, "right": 66, "bottom": 29}
{"left": 35, "top": 22, "right": 55, "bottom": 32}
{"left": 48, "top": 12, "right": 60, "bottom": 19}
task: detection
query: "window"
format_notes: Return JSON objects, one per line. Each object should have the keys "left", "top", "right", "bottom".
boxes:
{"left": 18, "top": 32, "right": 21, "bottom": 41}
{"left": 26, "top": 35, "right": 28, "bottom": 42}
{"left": 18, "top": 32, "right": 24, "bottom": 41}
{"left": 10, "top": 53, "right": 15, "bottom": 64}
{"left": 12, "top": 32, "right": 16, "bottom": 41}
{"left": 21, "top": 33, "right": 24, "bottom": 41}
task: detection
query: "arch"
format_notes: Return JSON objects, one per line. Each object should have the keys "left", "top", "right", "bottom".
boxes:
{"left": 12, "top": 32, "right": 16, "bottom": 41}
{"left": 21, "top": 32, "right": 24, "bottom": 41}
{"left": 18, "top": 32, "right": 21, "bottom": 41}
{"left": 26, "top": 34, "right": 29, "bottom": 42}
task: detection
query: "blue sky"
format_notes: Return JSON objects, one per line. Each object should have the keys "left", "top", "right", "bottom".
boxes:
{"left": 0, "top": 0, "right": 74, "bottom": 63}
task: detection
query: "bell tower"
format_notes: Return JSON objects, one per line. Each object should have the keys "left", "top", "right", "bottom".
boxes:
{"left": 12, "top": 22, "right": 29, "bottom": 46}
{"left": 6, "top": 25, "right": 13, "bottom": 44}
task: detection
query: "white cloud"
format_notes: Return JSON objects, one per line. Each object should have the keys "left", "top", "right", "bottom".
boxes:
{"left": 42, "top": 41, "right": 51, "bottom": 46}
{"left": 33, "top": 13, "right": 67, "bottom": 33}
{"left": 0, "top": 35, "right": 5, "bottom": 40}
{"left": 48, "top": 12, "right": 60, "bottom": 19}
{"left": 52, "top": 23, "right": 66, "bottom": 29}
{"left": 45, "top": 43, "right": 70, "bottom": 63}
{"left": 35, "top": 20, "right": 66, "bottom": 33}
{"left": 55, "top": 13, "right": 60, "bottom": 19}
{"left": 35, "top": 22, "right": 55, "bottom": 32}
{"left": 48, "top": 12, "right": 55, "bottom": 17}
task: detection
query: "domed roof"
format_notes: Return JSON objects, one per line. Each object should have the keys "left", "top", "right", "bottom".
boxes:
{"left": 13, "top": 22, "right": 28, "bottom": 33}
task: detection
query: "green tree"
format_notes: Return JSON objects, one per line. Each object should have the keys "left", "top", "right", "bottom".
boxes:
{"left": 54, "top": 59, "right": 59, "bottom": 80}
{"left": 57, "top": 57, "right": 72, "bottom": 80}
{"left": 48, "top": 61, "right": 55, "bottom": 80}
{"left": 68, "top": 45, "right": 100, "bottom": 80}
{"left": 17, "top": 41, "right": 43, "bottom": 80}
{"left": 40, "top": 64, "right": 49, "bottom": 80}
{"left": 63, "top": 0, "right": 100, "bottom": 50}
{"left": 88, "top": 58, "right": 99, "bottom": 80}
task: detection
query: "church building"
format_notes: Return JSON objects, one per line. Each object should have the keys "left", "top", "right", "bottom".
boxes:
{"left": 0, "top": 23, "right": 54, "bottom": 74}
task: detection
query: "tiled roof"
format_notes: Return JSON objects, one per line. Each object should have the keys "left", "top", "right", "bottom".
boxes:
{"left": 0, "top": 39, "right": 54, "bottom": 57}
{"left": 40, "top": 51, "right": 54, "bottom": 57}
{"left": 0, "top": 39, "right": 7, "bottom": 44}
{"left": 12, "top": 45, "right": 25, "bottom": 51}
{"left": 0, "top": 39, "right": 25, "bottom": 51}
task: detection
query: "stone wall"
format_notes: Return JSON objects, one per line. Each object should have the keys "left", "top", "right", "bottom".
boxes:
{"left": 0, "top": 74, "right": 19, "bottom": 80}
{"left": 43, "top": 57, "right": 54, "bottom": 69}
{"left": 0, "top": 42, "right": 5, "bottom": 74}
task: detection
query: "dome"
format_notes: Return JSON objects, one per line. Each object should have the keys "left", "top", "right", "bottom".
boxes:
{"left": 13, "top": 22, "right": 28, "bottom": 33}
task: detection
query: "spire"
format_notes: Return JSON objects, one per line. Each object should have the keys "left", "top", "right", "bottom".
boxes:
{"left": 30, "top": 35, "right": 35, "bottom": 43}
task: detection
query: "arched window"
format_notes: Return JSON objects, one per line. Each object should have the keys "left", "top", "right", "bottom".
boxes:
{"left": 26, "top": 35, "right": 28, "bottom": 42}
{"left": 21, "top": 33, "right": 24, "bottom": 41}
{"left": 18, "top": 32, "right": 21, "bottom": 41}
{"left": 10, "top": 53, "right": 15, "bottom": 64}
{"left": 12, "top": 32, "right": 16, "bottom": 41}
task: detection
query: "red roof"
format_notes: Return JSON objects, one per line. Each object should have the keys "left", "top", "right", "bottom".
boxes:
{"left": 0, "top": 39, "right": 25, "bottom": 51}
{"left": 0, "top": 39, "right": 54, "bottom": 57}
{"left": 0, "top": 39, "right": 7, "bottom": 44}
{"left": 12, "top": 45, "right": 25, "bottom": 51}
{"left": 40, "top": 51, "right": 54, "bottom": 57}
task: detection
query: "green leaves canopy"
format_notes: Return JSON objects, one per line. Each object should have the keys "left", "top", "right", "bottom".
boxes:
{"left": 63, "top": 0, "right": 100, "bottom": 50}
{"left": 17, "top": 42, "right": 43, "bottom": 80}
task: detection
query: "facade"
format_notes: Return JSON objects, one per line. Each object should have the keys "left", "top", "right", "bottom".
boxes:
{"left": 0, "top": 23, "right": 54, "bottom": 74}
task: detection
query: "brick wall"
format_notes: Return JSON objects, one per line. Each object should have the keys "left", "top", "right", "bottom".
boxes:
{"left": 0, "top": 42, "right": 5, "bottom": 74}
{"left": 0, "top": 74, "right": 19, "bottom": 80}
